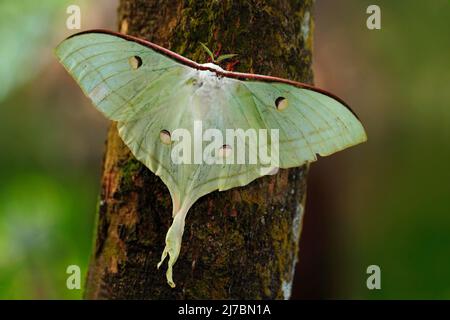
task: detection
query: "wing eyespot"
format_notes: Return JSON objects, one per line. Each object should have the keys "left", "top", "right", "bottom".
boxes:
{"left": 275, "top": 97, "right": 288, "bottom": 110}
{"left": 159, "top": 130, "right": 172, "bottom": 145}
{"left": 218, "top": 144, "right": 232, "bottom": 158}
{"left": 129, "top": 55, "right": 143, "bottom": 69}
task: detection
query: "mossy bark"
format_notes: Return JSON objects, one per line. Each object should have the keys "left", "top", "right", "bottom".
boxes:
{"left": 84, "top": 0, "right": 314, "bottom": 299}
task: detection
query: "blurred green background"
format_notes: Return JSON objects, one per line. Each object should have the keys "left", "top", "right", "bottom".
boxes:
{"left": 0, "top": 0, "right": 449, "bottom": 299}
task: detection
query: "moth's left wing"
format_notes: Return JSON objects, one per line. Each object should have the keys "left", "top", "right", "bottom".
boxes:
{"left": 236, "top": 79, "right": 367, "bottom": 168}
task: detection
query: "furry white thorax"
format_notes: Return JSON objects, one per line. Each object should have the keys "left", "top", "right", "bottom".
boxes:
{"left": 200, "top": 62, "right": 225, "bottom": 72}
{"left": 188, "top": 63, "right": 232, "bottom": 91}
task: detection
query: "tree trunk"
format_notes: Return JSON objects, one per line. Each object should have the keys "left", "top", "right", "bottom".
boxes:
{"left": 84, "top": 0, "right": 314, "bottom": 299}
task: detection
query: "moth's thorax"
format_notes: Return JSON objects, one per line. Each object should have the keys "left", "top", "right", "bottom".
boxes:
{"left": 188, "top": 63, "right": 234, "bottom": 91}
{"left": 200, "top": 62, "right": 225, "bottom": 72}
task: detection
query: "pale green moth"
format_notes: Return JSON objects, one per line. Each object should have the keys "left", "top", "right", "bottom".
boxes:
{"left": 55, "top": 30, "right": 367, "bottom": 288}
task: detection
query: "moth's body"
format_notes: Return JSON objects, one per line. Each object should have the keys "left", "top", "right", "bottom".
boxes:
{"left": 185, "top": 63, "right": 237, "bottom": 124}
{"left": 189, "top": 63, "right": 232, "bottom": 90}
{"left": 55, "top": 30, "right": 367, "bottom": 288}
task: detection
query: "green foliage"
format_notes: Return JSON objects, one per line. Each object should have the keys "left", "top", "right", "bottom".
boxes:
{"left": 0, "top": 0, "right": 69, "bottom": 101}
{"left": 0, "top": 0, "right": 99, "bottom": 300}
{"left": 199, "top": 42, "right": 215, "bottom": 61}
{"left": 319, "top": 0, "right": 450, "bottom": 299}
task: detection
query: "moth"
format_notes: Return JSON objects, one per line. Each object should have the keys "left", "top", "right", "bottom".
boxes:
{"left": 55, "top": 30, "right": 367, "bottom": 288}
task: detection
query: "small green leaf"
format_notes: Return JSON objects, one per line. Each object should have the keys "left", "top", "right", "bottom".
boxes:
{"left": 216, "top": 53, "right": 238, "bottom": 63}
{"left": 199, "top": 42, "right": 215, "bottom": 62}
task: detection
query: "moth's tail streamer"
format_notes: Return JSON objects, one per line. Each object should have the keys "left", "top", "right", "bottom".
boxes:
{"left": 157, "top": 207, "right": 189, "bottom": 288}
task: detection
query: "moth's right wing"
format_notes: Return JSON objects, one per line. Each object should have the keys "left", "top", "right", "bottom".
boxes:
{"left": 55, "top": 31, "right": 193, "bottom": 122}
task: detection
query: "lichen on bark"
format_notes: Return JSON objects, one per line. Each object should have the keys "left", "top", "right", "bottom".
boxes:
{"left": 84, "top": 0, "right": 314, "bottom": 299}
